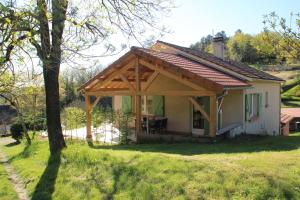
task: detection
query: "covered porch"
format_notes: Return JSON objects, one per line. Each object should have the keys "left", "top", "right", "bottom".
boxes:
{"left": 80, "top": 47, "right": 223, "bottom": 142}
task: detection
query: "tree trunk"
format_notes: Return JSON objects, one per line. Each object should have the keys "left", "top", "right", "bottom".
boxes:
{"left": 37, "top": 0, "right": 68, "bottom": 154}
{"left": 43, "top": 61, "right": 66, "bottom": 154}
{"left": 18, "top": 114, "right": 31, "bottom": 145}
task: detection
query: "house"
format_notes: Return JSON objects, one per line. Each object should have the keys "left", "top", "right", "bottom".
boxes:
{"left": 281, "top": 108, "right": 300, "bottom": 136}
{"left": 79, "top": 38, "right": 283, "bottom": 142}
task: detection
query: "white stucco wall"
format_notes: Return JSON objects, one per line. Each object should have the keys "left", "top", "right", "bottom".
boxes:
{"left": 164, "top": 96, "right": 191, "bottom": 133}
{"left": 221, "top": 89, "right": 244, "bottom": 127}
{"left": 244, "top": 81, "right": 281, "bottom": 135}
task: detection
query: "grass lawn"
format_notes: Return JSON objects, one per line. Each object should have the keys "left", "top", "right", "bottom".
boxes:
{"left": 1, "top": 134, "right": 300, "bottom": 200}
{"left": 268, "top": 70, "right": 300, "bottom": 107}
{"left": 0, "top": 164, "right": 18, "bottom": 200}
{"left": 0, "top": 155, "right": 18, "bottom": 200}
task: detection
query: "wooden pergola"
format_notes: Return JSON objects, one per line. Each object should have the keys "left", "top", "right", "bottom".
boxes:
{"left": 79, "top": 47, "right": 222, "bottom": 141}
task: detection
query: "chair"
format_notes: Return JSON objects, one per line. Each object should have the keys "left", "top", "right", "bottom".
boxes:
{"left": 149, "top": 119, "right": 162, "bottom": 134}
{"left": 161, "top": 118, "right": 168, "bottom": 133}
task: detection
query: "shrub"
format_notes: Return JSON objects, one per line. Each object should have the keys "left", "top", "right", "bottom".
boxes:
{"left": 10, "top": 122, "right": 24, "bottom": 142}
{"left": 91, "top": 108, "right": 133, "bottom": 144}
{"left": 61, "top": 107, "right": 85, "bottom": 130}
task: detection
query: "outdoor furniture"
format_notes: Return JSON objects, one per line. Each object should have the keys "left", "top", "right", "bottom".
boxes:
{"left": 143, "top": 117, "right": 168, "bottom": 134}
{"left": 160, "top": 118, "right": 168, "bottom": 133}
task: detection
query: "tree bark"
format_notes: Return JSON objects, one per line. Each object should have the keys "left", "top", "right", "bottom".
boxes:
{"left": 43, "top": 62, "right": 66, "bottom": 154}
{"left": 37, "top": 0, "right": 68, "bottom": 154}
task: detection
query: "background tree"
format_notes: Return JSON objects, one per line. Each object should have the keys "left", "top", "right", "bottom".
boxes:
{"left": 0, "top": 0, "right": 173, "bottom": 154}
{"left": 190, "top": 31, "right": 229, "bottom": 54}
{"left": 227, "top": 30, "right": 258, "bottom": 63}
{"left": 0, "top": 72, "right": 32, "bottom": 144}
{"left": 263, "top": 11, "right": 300, "bottom": 64}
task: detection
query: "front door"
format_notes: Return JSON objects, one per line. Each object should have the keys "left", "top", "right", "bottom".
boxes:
{"left": 191, "top": 97, "right": 205, "bottom": 136}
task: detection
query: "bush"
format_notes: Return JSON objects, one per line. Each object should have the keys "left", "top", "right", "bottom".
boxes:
{"left": 61, "top": 107, "right": 85, "bottom": 130}
{"left": 10, "top": 122, "right": 24, "bottom": 142}
{"left": 91, "top": 108, "right": 134, "bottom": 144}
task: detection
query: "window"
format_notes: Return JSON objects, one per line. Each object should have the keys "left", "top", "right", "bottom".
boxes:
{"left": 141, "top": 96, "right": 164, "bottom": 116}
{"left": 142, "top": 96, "right": 154, "bottom": 114}
{"left": 245, "top": 93, "right": 262, "bottom": 121}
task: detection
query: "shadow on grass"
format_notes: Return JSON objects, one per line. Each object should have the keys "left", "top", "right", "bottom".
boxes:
{"left": 31, "top": 152, "right": 61, "bottom": 200}
{"left": 5, "top": 141, "right": 21, "bottom": 147}
{"left": 87, "top": 135, "right": 300, "bottom": 156}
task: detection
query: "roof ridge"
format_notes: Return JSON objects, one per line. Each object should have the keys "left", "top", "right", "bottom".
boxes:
{"left": 156, "top": 40, "right": 283, "bottom": 82}
{"left": 131, "top": 46, "right": 177, "bottom": 55}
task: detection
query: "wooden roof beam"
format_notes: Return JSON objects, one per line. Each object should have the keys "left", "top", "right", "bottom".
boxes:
{"left": 120, "top": 74, "right": 136, "bottom": 92}
{"left": 143, "top": 71, "right": 159, "bottom": 91}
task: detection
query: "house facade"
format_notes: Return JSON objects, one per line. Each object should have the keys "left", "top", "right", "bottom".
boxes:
{"left": 80, "top": 39, "right": 283, "bottom": 141}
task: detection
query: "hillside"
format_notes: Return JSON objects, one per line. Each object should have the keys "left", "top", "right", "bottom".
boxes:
{"left": 268, "top": 69, "right": 300, "bottom": 108}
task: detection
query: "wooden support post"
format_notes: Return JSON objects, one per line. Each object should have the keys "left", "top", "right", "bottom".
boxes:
{"left": 92, "top": 96, "right": 102, "bottom": 109}
{"left": 209, "top": 95, "right": 217, "bottom": 137}
{"left": 188, "top": 97, "right": 210, "bottom": 122}
{"left": 85, "top": 94, "right": 92, "bottom": 140}
{"left": 135, "top": 58, "right": 142, "bottom": 141}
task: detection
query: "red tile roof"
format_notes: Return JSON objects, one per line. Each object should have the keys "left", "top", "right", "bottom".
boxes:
{"left": 156, "top": 41, "right": 283, "bottom": 82}
{"left": 282, "top": 108, "right": 300, "bottom": 118}
{"left": 132, "top": 47, "right": 250, "bottom": 88}
{"left": 281, "top": 113, "right": 293, "bottom": 124}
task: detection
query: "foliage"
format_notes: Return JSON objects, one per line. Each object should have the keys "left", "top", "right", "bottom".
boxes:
{"left": 10, "top": 122, "right": 24, "bottom": 142}
{"left": 114, "top": 110, "right": 134, "bottom": 144}
{"left": 227, "top": 30, "right": 258, "bottom": 63}
{"left": 190, "top": 31, "right": 228, "bottom": 54}
{"left": 0, "top": 0, "right": 173, "bottom": 154}
{"left": 92, "top": 107, "right": 133, "bottom": 144}
{"left": 61, "top": 107, "right": 85, "bottom": 130}
{"left": 263, "top": 12, "right": 300, "bottom": 64}
{"left": 1, "top": 134, "right": 300, "bottom": 199}
{"left": 190, "top": 26, "right": 300, "bottom": 65}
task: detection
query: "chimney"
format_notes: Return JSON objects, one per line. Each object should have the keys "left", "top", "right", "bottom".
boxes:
{"left": 212, "top": 36, "right": 225, "bottom": 59}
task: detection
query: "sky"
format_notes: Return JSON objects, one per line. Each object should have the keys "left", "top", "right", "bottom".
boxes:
{"left": 160, "top": 0, "right": 299, "bottom": 46}
{"left": 99, "top": 0, "right": 299, "bottom": 66}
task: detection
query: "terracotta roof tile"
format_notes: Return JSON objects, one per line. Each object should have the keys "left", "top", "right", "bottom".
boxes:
{"left": 282, "top": 108, "right": 300, "bottom": 118}
{"left": 281, "top": 113, "right": 294, "bottom": 124}
{"left": 133, "top": 47, "right": 249, "bottom": 87}
{"left": 156, "top": 41, "right": 283, "bottom": 82}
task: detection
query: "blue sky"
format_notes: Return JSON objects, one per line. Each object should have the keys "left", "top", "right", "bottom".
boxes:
{"left": 160, "top": 0, "right": 299, "bottom": 46}
{"left": 90, "top": 0, "right": 299, "bottom": 66}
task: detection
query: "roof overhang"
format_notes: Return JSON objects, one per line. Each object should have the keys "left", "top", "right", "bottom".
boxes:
{"left": 79, "top": 47, "right": 251, "bottom": 94}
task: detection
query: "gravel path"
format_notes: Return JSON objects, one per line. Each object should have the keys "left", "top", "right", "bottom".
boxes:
{"left": 0, "top": 137, "right": 29, "bottom": 200}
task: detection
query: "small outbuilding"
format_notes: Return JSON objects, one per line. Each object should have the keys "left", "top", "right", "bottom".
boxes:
{"left": 281, "top": 108, "right": 300, "bottom": 136}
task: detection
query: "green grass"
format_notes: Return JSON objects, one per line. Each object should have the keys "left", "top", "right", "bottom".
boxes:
{"left": 1, "top": 134, "right": 300, "bottom": 200}
{"left": 279, "top": 73, "right": 300, "bottom": 107}
{"left": 0, "top": 157, "right": 18, "bottom": 200}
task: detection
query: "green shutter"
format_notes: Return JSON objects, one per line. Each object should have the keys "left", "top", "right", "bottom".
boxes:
{"left": 203, "top": 96, "right": 210, "bottom": 135}
{"left": 258, "top": 93, "right": 263, "bottom": 116}
{"left": 122, "top": 96, "right": 132, "bottom": 113}
{"left": 152, "top": 96, "right": 164, "bottom": 117}
{"left": 245, "top": 94, "right": 252, "bottom": 121}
